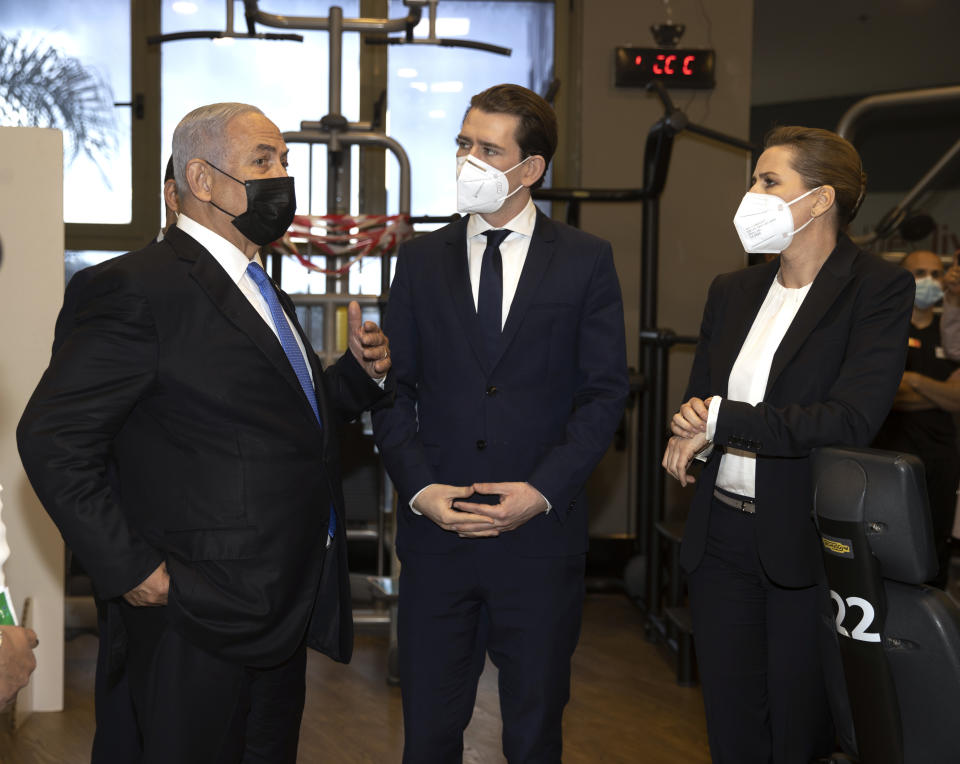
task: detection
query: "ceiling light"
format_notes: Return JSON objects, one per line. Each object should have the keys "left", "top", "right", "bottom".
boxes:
{"left": 171, "top": 1, "right": 199, "bottom": 14}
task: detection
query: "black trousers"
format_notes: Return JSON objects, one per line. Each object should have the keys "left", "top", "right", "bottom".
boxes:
{"left": 119, "top": 603, "right": 306, "bottom": 764}
{"left": 91, "top": 597, "right": 141, "bottom": 763}
{"left": 398, "top": 544, "right": 586, "bottom": 764}
{"left": 687, "top": 498, "right": 836, "bottom": 764}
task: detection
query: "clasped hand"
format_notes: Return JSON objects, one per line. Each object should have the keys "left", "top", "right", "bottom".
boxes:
{"left": 413, "top": 482, "right": 548, "bottom": 537}
{"left": 661, "top": 396, "right": 712, "bottom": 486}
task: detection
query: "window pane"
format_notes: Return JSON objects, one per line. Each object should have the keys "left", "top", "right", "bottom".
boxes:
{"left": 385, "top": 1, "right": 554, "bottom": 216}
{"left": 348, "top": 256, "right": 383, "bottom": 296}
{"left": 279, "top": 256, "right": 329, "bottom": 295}
{"left": 65, "top": 251, "right": 123, "bottom": 285}
{"left": 161, "top": 0, "right": 360, "bottom": 217}
{"left": 0, "top": 2, "right": 132, "bottom": 224}
{"left": 295, "top": 304, "right": 325, "bottom": 352}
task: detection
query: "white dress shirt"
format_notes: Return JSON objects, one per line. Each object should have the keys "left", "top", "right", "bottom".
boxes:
{"left": 706, "top": 274, "right": 812, "bottom": 499}
{"left": 175, "top": 213, "right": 314, "bottom": 384}
{"left": 466, "top": 198, "right": 538, "bottom": 327}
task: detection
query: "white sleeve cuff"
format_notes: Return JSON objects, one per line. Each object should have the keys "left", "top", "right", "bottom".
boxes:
{"left": 409, "top": 485, "right": 430, "bottom": 515}
{"left": 706, "top": 395, "right": 722, "bottom": 442}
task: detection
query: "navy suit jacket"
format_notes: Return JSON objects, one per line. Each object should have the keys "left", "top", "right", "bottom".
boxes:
{"left": 373, "top": 211, "right": 629, "bottom": 557}
{"left": 679, "top": 235, "right": 914, "bottom": 586}
{"left": 18, "top": 226, "right": 392, "bottom": 666}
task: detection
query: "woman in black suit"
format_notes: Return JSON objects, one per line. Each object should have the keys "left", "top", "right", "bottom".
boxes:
{"left": 662, "top": 126, "right": 914, "bottom": 763}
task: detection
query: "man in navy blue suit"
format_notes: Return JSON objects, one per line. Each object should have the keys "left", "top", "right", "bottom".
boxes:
{"left": 373, "top": 84, "right": 629, "bottom": 763}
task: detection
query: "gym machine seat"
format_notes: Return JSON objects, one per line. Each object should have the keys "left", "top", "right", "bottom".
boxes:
{"left": 812, "top": 445, "right": 960, "bottom": 764}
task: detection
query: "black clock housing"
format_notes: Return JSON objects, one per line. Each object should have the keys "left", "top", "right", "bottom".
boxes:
{"left": 615, "top": 46, "right": 716, "bottom": 89}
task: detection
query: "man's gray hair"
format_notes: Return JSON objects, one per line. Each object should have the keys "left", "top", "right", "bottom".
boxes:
{"left": 172, "top": 103, "right": 264, "bottom": 196}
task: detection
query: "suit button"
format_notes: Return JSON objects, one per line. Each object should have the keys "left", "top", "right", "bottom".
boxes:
{"left": 485, "top": 386, "right": 498, "bottom": 396}
{"left": 476, "top": 439, "right": 487, "bottom": 450}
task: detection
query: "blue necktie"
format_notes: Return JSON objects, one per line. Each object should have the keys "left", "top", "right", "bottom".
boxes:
{"left": 247, "top": 261, "right": 321, "bottom": 422}
{"left": 478, "top": 229, "right": 510, "bottom": 363}
{"left": 247, "top": 261, "right": 335, "bottom": 539}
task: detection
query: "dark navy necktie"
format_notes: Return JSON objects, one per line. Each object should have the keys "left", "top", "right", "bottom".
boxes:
{"left": 247, "top": 261, "right": 335, "bottom": 540}
{"left": 478, "top": 229, "right": 510, "bottom": 362}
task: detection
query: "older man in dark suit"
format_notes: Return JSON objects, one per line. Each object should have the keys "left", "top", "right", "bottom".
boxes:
{"left": 373, "top": 84, "right": 629, "bottom": 763}
{"left": 18, "top": 102, "right": 393, "bottom": 763}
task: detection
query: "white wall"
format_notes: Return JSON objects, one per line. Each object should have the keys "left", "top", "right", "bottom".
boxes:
{"left": 0, "top": 127, "right": 66, "bottom": 712}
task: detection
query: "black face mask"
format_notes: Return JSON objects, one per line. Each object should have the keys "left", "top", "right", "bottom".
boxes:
{"left": 205, "top": 160, "right": 296, "bottom": 246}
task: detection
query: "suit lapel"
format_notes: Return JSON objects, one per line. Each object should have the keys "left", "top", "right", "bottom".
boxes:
{"left": 168, "top": 228, "right": 322, "bottom": 429}
{"left": 441, "top": 216, "right": 492, "bottom": 373}
{"left": 765, "top": 236, "right": 857, "bottom": 395}
{"left": 712, "top": 260, "right": 778, "bottom": 396}
{"left": 493, "top": 212, "right": 556, "bottom": 370}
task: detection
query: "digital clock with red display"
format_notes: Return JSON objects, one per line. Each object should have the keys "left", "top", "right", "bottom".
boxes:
{"left": 615, "top": 47, "right": 716, "bottom": 89}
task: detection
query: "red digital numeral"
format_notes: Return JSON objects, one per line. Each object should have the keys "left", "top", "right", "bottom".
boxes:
{"left": 682, "top": 55, "right": 695, "bottom": 75}
{"left": 635, "top": 54, "right": 643, "bottom": 66}
{"left": 654, "top": 53, "right": 681, "bottom": 77}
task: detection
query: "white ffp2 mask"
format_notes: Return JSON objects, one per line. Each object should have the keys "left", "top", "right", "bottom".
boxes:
{"left": 456, "top": 154, "right": 529, "bottom": 215}
{"left": 732, "top": 186, "right": 821, "bottom": 254}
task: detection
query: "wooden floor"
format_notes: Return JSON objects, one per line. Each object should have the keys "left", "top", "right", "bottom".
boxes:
{"left": 0, "top": 594, "right": 710, "bottom": 763}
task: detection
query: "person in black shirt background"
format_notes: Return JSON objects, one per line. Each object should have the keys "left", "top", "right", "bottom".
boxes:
{"left": 874, "top": 249, "right": 960, "bottom": 587}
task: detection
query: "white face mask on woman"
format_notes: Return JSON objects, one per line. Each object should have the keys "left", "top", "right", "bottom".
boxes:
{"left": 456, "top": 154, "right": 530, "bottom": 214}
{"left": 732, "top": 186, "right": 821, "bottom": 254}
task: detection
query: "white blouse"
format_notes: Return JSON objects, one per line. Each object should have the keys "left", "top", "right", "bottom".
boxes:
{"left": 708, "top": 274, "right": 812, "bottom": 499}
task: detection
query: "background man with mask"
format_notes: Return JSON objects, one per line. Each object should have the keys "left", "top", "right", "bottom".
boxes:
{"left": 874, "top": 249, "right": 960, "bottom": 587}
{"left": 372, "top": 84, "right": 629, "bottom": 762}
{"left": 18, "top": 102, "right": 393, "bottom": 763}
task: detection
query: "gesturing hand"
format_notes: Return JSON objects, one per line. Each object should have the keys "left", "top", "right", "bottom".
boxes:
{"left": 123, "top": 562, "right": 169, "bottom": 607}
{"left": 412, "top": 484, "right": 499, "bottom": 537}
{"left": 347, "top": 301, "right": 391, "bottom": 379}
{"left": 454, "top": 482, "right": 549, "bottom": 534}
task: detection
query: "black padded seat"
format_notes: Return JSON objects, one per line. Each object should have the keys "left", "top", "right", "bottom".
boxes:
{"left": 812, "top": 446, "right": 960, "bottom": 764}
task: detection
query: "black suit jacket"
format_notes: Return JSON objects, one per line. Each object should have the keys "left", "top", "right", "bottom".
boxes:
{"left": 372, "top": 211, "right": 629, "bottom": 557}
{"left": 679, "top": 235, "right": 914, "bottom": 586}
{"left": 18, "top": 226, "right": 391, "bottom": 666}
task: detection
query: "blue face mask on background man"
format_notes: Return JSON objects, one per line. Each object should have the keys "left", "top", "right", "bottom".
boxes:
{"left": 914, "top": 276, "right": 944, "bottom": 309}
